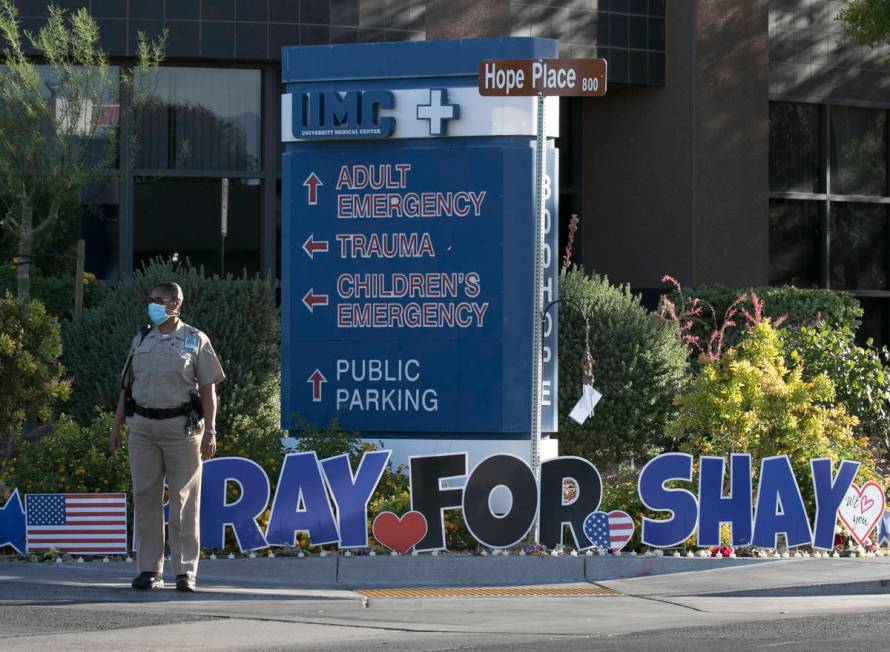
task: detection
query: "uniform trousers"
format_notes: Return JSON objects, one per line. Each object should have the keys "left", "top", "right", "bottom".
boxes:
{"left": 127, "top": 414, "right": 202, "bottom": 577}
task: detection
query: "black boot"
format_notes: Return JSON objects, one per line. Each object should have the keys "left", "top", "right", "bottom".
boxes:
{"left": 176, "top": 574, "right": 196, "bottom": 592}
{"left": 131, "top": 572, "right": 164, "bottom": 589}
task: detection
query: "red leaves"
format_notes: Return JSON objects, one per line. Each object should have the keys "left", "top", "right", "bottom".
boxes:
{"left": 658, "top": 279, "right": 789, "bottom": 362}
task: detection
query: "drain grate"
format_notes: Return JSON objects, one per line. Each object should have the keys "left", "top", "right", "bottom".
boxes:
{"left": 355, "top": 586, "right": 621, "bottom": 598}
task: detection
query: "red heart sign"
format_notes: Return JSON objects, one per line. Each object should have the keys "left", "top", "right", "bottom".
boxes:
{"left": 372, "top": 511, "right": 428, "bottom": 554}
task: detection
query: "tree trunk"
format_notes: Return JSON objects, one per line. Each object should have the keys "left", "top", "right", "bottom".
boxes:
{"left": 74, "top": 238, "right": 85, "bottom": 315}
{"left": 15, "top": 195, "right": 32, "bottom": 303}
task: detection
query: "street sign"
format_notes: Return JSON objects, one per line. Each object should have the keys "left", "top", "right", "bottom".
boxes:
{"left": 478, "top": 58, "right": 607, "bottom": 97}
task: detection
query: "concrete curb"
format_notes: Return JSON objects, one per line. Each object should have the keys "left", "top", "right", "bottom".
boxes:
{"left": 1, "top": 555, "right": 782, "bottom": 589}
{"left": 582, "top": 556, "right": 773, "bottom": 582}
{"left": 190, "top": 554, "right": 775, "bottom": 588}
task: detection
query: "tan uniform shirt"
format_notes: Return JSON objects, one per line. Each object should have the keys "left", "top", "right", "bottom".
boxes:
{"left": 123, "top": 321, "right": 225, "bottom": 409}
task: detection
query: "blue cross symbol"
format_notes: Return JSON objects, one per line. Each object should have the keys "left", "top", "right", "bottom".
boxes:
{"left": 417, "top": 89, "right": 459, "bottom": 136}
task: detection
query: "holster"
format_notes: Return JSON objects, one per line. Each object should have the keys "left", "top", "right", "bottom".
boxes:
{"left": 189, "top": 390, "right": 204, "bottom": 419}
{"left": 124, "top": 389, "right": 136, "bottom": 417}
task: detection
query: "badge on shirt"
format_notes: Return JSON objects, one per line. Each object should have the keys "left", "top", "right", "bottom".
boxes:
{"left": 182, "top": 335, "right": 198, "bottom": 352}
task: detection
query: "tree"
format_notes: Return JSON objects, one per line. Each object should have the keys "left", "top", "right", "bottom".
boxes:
{"left": 0, "top": 1, "right": 164, "bottom": 301}
{"left": 0, "top": 293, "right": 70, "bottom": 458}
{"left": 838, "top": 1, "right": 890, "bottom": 51}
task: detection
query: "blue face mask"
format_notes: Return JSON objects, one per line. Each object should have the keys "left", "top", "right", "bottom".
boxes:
{"left": 147, "top": 302, "right": 170, "bottom": 326}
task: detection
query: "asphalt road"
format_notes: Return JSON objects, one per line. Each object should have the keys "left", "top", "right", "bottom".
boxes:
{"left": 3, "top": 599, "right": 889, "bottom": 652}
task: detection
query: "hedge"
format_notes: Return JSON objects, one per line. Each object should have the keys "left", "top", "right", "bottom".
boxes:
{"left": 557, "top": 268, "right": 688, "bottom": 466}
{"left": 60, "top": 258, "right": 280, "bottom": 440}
{"left": 665, "top": 284, "right": 863, "bottom": 355}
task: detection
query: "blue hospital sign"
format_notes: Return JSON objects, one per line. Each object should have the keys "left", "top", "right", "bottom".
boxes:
{"left": 281, "top": 38, "right": 560, "bottom": 436}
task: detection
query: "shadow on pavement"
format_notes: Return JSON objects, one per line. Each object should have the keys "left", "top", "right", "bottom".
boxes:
{"left": 0, "top": 579, "right": 356, "bottom": 607}
{"left": 700, "top": 579, "right": 890, "bottom": 598}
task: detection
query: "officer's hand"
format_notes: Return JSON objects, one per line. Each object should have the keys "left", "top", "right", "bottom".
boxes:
{"left": 201, "top": 432, "right": 217, "bottom": 460}
{"left": 109, "top": 426, "right": 122, "bottom": 455}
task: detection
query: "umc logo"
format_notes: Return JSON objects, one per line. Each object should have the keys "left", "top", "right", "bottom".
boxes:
{"left": 288, "top": 90, "right": 396, "bottom": 139}
{"left": 282, "top": 89, "right": 459, "bottom": 140}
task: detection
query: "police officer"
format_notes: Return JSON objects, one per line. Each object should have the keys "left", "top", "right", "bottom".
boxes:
{"left": 109, "top": 282, "right": 224, "bottom": 592}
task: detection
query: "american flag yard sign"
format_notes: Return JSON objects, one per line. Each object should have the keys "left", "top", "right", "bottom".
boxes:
{"left": 25, "top": 493, "right": 127, "bottom": 555}
{"left": 583, "top": 510, "right": 634, "bottom": 551}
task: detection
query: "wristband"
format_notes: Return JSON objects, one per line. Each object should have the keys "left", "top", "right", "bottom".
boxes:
{"left": 205, "top": 428, "right": 217, "bottom": 436}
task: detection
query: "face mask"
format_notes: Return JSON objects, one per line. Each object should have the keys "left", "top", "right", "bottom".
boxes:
{"left": 148, "top": 302, "right": 170, "bottom": 326}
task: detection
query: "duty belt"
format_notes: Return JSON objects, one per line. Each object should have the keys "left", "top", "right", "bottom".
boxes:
{"left": 133, "top": 403, "right": 191, "bottom": 420}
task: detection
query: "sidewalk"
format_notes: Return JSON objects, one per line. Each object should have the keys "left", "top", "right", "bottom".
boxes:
{"left": 2, "top": 556, "right": 890, "bottom": 650}
{"left": 3, "top": 554, "right": 890, "bottom": 598}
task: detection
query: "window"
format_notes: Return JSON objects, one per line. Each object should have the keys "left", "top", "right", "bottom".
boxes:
{"left": 769, "top": 102, "right": 820, "bottom": 193}
{"left": 137, "top": 67, "right": 261, "bottom": 171}
{"left": 768, "top": 200, "right": 820, "bottom": 288}
{"left": 830, "top": 106, "right": 887, "bottom": 197}
{"left": 858, "top": 297, "right": 890, "bottom": 349}
{"left": 80, "top": 179, "right": 120, "bottom": 281}
{"left": 830, "top": 203, "right": 888, "bottom": 291}
{"left": 133, "top": 177, "right": 261, "bottom": 275}
{"left": 35, "top": 65, "right": 121, "bottom": 169}
{"left": 769, "top": 101, "right": 890, "bottom": 346}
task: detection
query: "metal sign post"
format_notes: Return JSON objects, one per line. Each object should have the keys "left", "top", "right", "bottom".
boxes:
{"left": 530, "top": 89, "right": 546, "bottom": 542}
{"left": 220, "top": 177, "right": 229, "bottom": 276}
{"left": 479, "top": 55, "right": 608, "bottom": 544}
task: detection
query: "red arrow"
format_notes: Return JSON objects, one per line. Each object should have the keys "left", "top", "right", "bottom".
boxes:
{"left": 303, "top": 172, "right": 323, "bottom": 205}
{"left": 302, "top": 234, "right": 329, "bottom": 259}
{"left": 307, "top": 369, "right": 327, "bottom": 402}
{"left": 302, "top": 288, "right": 329, "bottom": 313}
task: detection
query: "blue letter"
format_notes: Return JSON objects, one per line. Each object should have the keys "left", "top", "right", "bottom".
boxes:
{"left": 321, "top": 451, "right": 390, "bottom": 548}
{"left": 752, "top": 456, "right": 813, "bottom": 548}
{"left": 325, "top": 91, "right": 360, "bottom": 127}
{"left": 811, "top": 458, "right": 860, "bottom": 550}
{"left": 291, "top": 92, "right": 308, "bottom": 130}
{"left": 697, "top": 454, "right": 753, "bottom": 546}
{"left": 639, "top": 453, "right": 699, "bottom": 547}
{"left": 265, "top": 452, "right": 339, "bottom": 546}
{"left": 361, "top": 91, "right": 395, "bottom": 136}
{"left": 200, "top": 457, "right": 270, "bottom": 552}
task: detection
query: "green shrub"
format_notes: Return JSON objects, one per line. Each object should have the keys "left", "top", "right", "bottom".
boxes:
{"left": 788, "top": 323, "right": 890, "bottom": 468}
{"left": 3, "top": 413, "right": 130, "bottom": 495}
{"left": 557, "top": 268, "right": 688, "bottom": 466}
{"left": 60, "top": 258, "right": 280, "bottom": 441}
{"left": 0, "top": 265, "right": 110, "bottom": 319}
{"left": 0, "top": 294, "right": 69, "bottom": 457}
{"left": 668, "top": 321, "right": 876, "bottom": 497}
{"left": 666, "top": 284, "right": 863, "bottom": 354}
{"left": 599, "top": 465, "right": 644, "bottom": 551}
{"left": 295, "top": 418, "right": 364, "bottom": 466}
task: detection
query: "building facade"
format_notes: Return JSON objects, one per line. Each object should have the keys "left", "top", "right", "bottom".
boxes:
{"left": 9, "top": 0, "right": 890, "bottom": 344}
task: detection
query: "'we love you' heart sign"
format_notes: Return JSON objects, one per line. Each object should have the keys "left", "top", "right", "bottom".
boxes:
{"left": 837, "top": 482, "right": 886, "bottom": 544}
